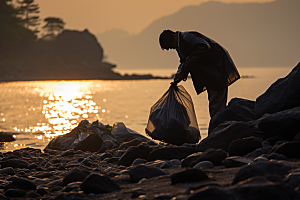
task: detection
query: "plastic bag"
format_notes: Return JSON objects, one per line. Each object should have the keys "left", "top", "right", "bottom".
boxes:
{"left": 145, "top": 83, "right": 200, "bottom": 145}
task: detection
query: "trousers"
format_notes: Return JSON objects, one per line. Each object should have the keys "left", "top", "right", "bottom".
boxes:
{"left": 207, "top": 86, "right": 228, "bottom": 118}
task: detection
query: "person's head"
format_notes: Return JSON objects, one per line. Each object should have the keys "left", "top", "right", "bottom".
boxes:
{"left": 159, "top": 29, "right": 177, "bottom": 50}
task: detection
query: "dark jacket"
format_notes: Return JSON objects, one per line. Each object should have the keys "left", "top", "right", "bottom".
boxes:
{"left": 176, "top": 31, "right": 240, "bottom": 94}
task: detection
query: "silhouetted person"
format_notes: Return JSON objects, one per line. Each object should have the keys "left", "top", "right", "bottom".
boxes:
{"left": 159, "top": 30, "right": 240, "bottom": 118}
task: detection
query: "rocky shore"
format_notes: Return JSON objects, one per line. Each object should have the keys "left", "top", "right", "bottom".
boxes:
{"left": 0, "top": 62, "right": 300, "bottom": 200}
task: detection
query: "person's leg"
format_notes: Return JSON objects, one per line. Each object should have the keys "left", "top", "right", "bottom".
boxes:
{"left": 207, "top": 86, "right": 228, "bottom": 118}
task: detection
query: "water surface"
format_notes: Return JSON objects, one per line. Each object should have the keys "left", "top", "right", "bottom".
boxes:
{"left": 0, "top": 67, "right": 293, "bottom": 152}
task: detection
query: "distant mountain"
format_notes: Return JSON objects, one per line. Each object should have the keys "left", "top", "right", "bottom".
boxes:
{"left": 97, "top": 0, "right": 300, "bottom": 70}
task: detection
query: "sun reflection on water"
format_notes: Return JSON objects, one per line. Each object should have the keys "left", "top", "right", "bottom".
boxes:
{"left": 26, "top": 82, "right": 100, "bottom": 138}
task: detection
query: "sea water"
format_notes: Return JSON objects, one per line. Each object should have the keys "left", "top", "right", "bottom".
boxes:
{"left": 0, "top": 66, "right": 294, "bottom": 152}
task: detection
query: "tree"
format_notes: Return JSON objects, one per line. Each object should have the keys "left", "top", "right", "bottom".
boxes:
{"left": 0, "top": 0, "right": 36, "bottom": 58}
{"left": 17, "top": 0, "right": 40, "bottom": 32}
{"left": 42, "top": 17, "right": 65, "bottom": 40}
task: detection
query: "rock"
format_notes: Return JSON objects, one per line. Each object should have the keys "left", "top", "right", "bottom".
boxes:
{"left": 59, "top": 149, "right": 75, "bottom": 157}
{"left": 36, "top": 187, "right": 48, "bottom": 196}
{"left": 0, "top": 159, "right": 28, "bottom": 169}
{"left": 209, "top": 98, "right": 256, "bottom": 133}
{"left": 154, "top": 194, "right": 173, "bottom": 199}
{"left": 161, "top": 159, "right": 181, "bottom": 169}
{"left": 257, "top": 106, "right": 300, "bottom": 140}
{"left": 193, "top": 161, "right": 214, "bottom": 169}
{"left": 265, "top": 153, "right": 287, "bottom": 160}
{"left": 224, "top": 156, "right": 253, "bottom": 168}
{"left": 197, "top": 122, "right": 255, "bottom": 152}
{"left": 97, "top": 140, "right": 118, "bottom": 153}
{"left": 80, "top": 173, "right": 120, "bottom": 194}
{"left": 266, "top": 135, "right": 285, "bottom": 146}
{"left": 293, "top": 131, "right": 300, "bottom": 141}
{"left": 132, "top": 158, "right": 147, "bottom": 166}
{"left": 74, "top": 133, "right": 103, "bottom": 152}
{"left": 114, "top": 150, "right": 126, "bottom": 157}
{"left": 0, "top": 167, "right": 15, "bottom": 175}
{"left": 188, "top": 187, "right": 232, "bottom": 200}
{"left": 118, "top": 143, "right": 152, "bottom": 166}
{"left": 54, "top": 192, "right": 87, "bottom": 200}
{"left": 171, "top": 168, "right": 209, "bottom": 184}
{"left": 182, "top": 148, "right": 227, "bottom": 168}
{"left": 228, "top": 136, "right": 262, "bottom": 157}
{"left": 255, "top": 62, "right": 300, "bottom": 118}
{"left": 0, "top": 132, "right": 15, "bottom": 142}
{"left": 26, "top": 191, "right": 41, "bottom": 198}
{"left": 4, "top": 189, "right": 27, "bottom": 198}
{"left": 284, "top": 177, "right": 300, "bottom": 189}
{"left": 5, "top": 177, "right": 36, "bottom": 190}
{"left": 254, "top": 156, "right": 269, "bottom": 162}
{"left": 129, "top": 165, "right": 167, "bottom": 183}
{"left": 149, "top": 147, "right": 197, "bottom": 161}
{"left": 245, "top": 148, "right": 268, "bottom": 158}
{"left": 270, "top": 141, "right": 300, "bottom": 159}
{"left": 119, "top": 139, "right": 143, "bottom": 150}
{"left": 63, "top": 168, "right": 90, "bottom": 186}
{"left": 232, "top": 161, "right": 293, "bottom": 185}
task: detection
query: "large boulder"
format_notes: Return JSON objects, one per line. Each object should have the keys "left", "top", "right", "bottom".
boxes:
{"left": 197, "top": 122, "right": 255, "bottom": 152}
{"left": 228, "top": 136, "right": 262, "bottom": 157}
{"left": 232, "top": 161, "right": 292, "bottom": 185}
{"left": 182, "top": 148, "right": 227, "bottom": 167}
{"left": 209, "top": 98, "right": 256, "bottom": 133}
{"left": 255, "top": 62, "right": 300, "bottom": 118}
{"left": 257, "top": 106, "right": 300, "bottom": 140}
{"left": 118, "top": 143, "right": 152, "bottom": 166}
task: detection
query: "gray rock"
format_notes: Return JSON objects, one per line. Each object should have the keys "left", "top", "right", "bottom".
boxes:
{"left": 232, "top": 161, "right": 293, "bottom": 185}
{"left": 198, "top": 122, "right": 255, "bottom": 152}
{"left": 132, "top": 158, "right": 147, "bottom": 166}
{"left": 80, "top": 173, "right": 120, "bottom": 194}
{"left": 255, "top": 62, "right": 300, "bottom": 118}
{"left": 193, "top": 161, "right": 214, "bottom": 169}
{"left": 258, "top": 106, "right": 300, "bottom": 140}
{"left": 188, "top": 187, "right": 233, "bottom": 200}
{"left": 154, "top": 194, "right": 173, "bottom": 199}
{"left": 171, "top": 168, "right": 208, "bottom": 184}
{"left": 224, "top": 156, "right": 253, "bottom": 168}
{"left": 59, "top": 149, "right": 75, "bottom": 157}
{"left": 161, "top": 159, "right": 181, "bottom": 168}
{"left": 118, "top": 143, "right": 152, "bottom": 166}
{"left": 0, "top": 167, "right": 15, "bottom": 175}
{"left": 209, "top": 98, "right": 256, "bottom": 134}
{"left": 254, "top": 156, "right": 269, "bottom": 162}
{"left": 119, "top": 139, "right": 143, "bottom": 150}
{"left": 0, "top": 132, "right": 15, "bottom": 142}
{"left": 4, "top": 189, "right": 27, "bottom": 198}
{"left": 129, "top": 165, "right": 167, "bottom": 183}
{"left": 97, "top": 140, "right": 117, "bottom": 153}
{"left": 114, "top": 150, "right": 126, "bottom": 157}
{"left": 149, "top": 147, "right": 197, "bottom": 161}
{"left": 0, "top": 159, "right": 28, "bottom": 169}
{"left": 182, "top": 148, "right": 227, "bottom": 168}
{"left": 228, "top": 136, "right": 262, "bottom": 157}
{"left": 5, "top": 177, "right": 36, "bottom": 190}
{"left": 245, "top": 148, "right": 268, "bottom": 158}
{"left": 270, "top": 141, "right": 300, "bottom": 159}
{"left": 62, "top": 168, "right": 90, "bottom": 186}
{"left": 265, "top": 153, "right": 287, "bottom": 160}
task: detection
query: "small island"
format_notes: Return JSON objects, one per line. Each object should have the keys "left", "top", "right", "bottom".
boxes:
{"left": 0, "top": 1, "right": 169, "bottom": 82}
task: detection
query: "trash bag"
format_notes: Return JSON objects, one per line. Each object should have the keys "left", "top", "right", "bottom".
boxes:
{"left": 111, "top": 122, "right": 154, "bottom": 143}
{"left": 44, "top": 120, "right": 120, "bottom": 152}
{"left": 145, "top": 83, "right": 200, "bottom": 145}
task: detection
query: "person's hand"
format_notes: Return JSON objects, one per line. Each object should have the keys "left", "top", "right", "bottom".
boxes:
{"left": 174, "top": 70, "right": 188, "bottom": 84}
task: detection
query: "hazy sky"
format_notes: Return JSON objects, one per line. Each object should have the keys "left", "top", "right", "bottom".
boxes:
{"left": 34, "top": 0, "right": 274, "bottom": 35}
